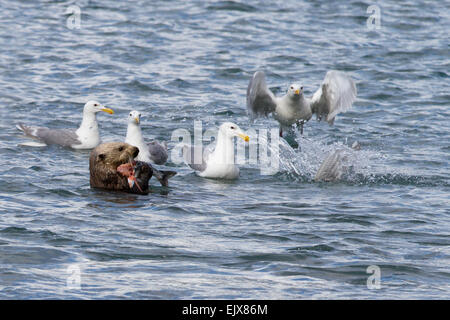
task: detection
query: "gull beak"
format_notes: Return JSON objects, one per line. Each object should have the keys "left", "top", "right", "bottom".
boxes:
{"left": 294, "top": 89, "right": 300, "bottom": 95}
{"left": 134, "top": 117, "right": 140, "bottom": 124}
{"left": 101, "top": 107, "right": 114, "bottom": 114}
{"left": 237, "top": 133, "right": 250, "bottom": 142}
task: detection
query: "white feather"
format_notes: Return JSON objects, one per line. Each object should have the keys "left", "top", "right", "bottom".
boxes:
{"left": 310, "top": 70, "right": 357, "bottom": 124}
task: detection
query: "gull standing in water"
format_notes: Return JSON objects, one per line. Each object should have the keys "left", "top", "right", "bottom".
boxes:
{"left": 183, "top": 122, "right": 249, "bottom": 179}
{"left": 125, "top": 110, "right": 168, "bottom": 165}
{"left": 246, "top": 70, "right": 357, "bottom": 136}
{"left": 16, "top": 100, "right": 114, "bottom": 149}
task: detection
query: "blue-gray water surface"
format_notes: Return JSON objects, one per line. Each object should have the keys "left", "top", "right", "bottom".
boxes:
{"left": 0, "top": 0, "right": 449, "bottom": 299}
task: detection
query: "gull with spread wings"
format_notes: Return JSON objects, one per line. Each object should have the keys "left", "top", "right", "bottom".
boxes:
{"left": 246, "top": 70, "right": 357, "bottom": 136}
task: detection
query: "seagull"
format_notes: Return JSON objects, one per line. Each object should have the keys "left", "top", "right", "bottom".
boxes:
{"left": 16, "top": 100, "right": 114, "bottom": 149}
{"left": 183, "top": 122, "right": 249, "bottom": 179}
{"left": 125, "top": 110, "right": 168, "bottom": 165}
{"left": 314, "top": 141, "right": 361, "bottom": 182}
{"left": 246, "top": 70, "right": 357, "bottom": 136}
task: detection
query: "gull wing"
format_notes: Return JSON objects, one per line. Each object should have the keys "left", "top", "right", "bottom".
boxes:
{"left": 182, "top": 144, "right": 209, "bottom": 172}
{"left": 314, "top": 149, "right": 347, "bottom": 182}
{"left": 246, "top": 71, "right": 277, "bottom": 121}
{"left": 147, "top": 140, "right": 168, "bottom": 165}
{"left": 17, "top": 123, "right": 81, "bottom": 147}
{"left": 310, "top": 71, "right": 357, "bottom": 125}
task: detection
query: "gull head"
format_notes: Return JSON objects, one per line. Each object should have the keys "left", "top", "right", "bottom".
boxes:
{"left": 128, "top": 110, "right": 142, "bottom": 125}
{"left": 287, "top": 83, "right": 304, "bottom": 98}
{"left": 84, "top": 100, "right": 114, "bottom": 115}
{"left": 219, "top": 122, "right": 249, "bottom": 142}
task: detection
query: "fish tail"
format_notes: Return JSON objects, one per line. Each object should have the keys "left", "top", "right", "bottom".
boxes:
{"left": 16, "top": 123, "right": 38, "bottom": 138}
{"left": 16, "top": 123, "right": 29, "bottom": 134}
{"left": 152, "top": 168, "right": 177, "bottom": 187}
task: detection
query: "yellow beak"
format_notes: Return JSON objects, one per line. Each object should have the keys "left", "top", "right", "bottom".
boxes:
{"left": 101, "top": 107, "right": 114, "bottom": 114}
{"left": 294, "top": 89, "right": 300, "bottom": 95}
{"left": 135, "top": 117, "right": 140, "bottom": 124}
{"left": 238, "top": 133, "right": 250, "bottom": 142}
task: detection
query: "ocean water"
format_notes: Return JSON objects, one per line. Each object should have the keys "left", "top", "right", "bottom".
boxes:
{"left": 0, "top": 0, "right": 449, "bottom": 299}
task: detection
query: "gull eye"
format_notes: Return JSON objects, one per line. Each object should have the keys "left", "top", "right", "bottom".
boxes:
{"left": 301, "top": 86, "right": 303, "bottom": 90}
{"left": 129, "top": 113, "right": 132, "bottom": 116}
{"left": 118, "top": 146, "right": 124, "bottom": 152}
{"left": 94, "top": 103, "right": 98, "bottom": 107}
{"left": 230, "top": 126, "right": 235, "bottom": 129}
{"left": 290, "top": 86, "right": 294, "bottom": 89}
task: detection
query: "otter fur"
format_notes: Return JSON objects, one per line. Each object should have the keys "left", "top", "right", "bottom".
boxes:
{"left": 89, "top": 142, "right": 176, "bottom": 194}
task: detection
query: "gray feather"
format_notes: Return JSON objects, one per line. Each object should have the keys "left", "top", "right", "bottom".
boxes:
{"left": 182, "top": 145, "right": 208, "bottom": 172}
{"left": 17, "top": 123, "right": 81, "bottom": 147}
{"left": 246, "top": 71, "right": 277, "bottom": 120}
{"left": 314, "top": 150, "right": 346, "bottom": 182}
{"left": 148, "top": 140, "right": 168, "bottom": 165}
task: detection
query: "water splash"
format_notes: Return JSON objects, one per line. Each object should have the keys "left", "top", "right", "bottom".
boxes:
{"left": 260, "top": 132, "right": 386, "bottom": 183}
{"left": 262, "top": 133, "right": 448, "bottom": 187}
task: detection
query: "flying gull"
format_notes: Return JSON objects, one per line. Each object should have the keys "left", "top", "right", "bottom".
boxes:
{"left": 246, "top": 70, "right": 357, "bottom": 136}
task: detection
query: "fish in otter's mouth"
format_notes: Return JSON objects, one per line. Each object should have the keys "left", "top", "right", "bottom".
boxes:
{"left": 117, "top": 160, "right": 144, "bottom": 193}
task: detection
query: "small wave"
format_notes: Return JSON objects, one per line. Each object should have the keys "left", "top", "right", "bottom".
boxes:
{"left": 0, "top": 245, "right": 71, "bottom": 265}
{"left": 215, "top": 67, "right": 245, "bottom": 78}
{"left": 123, "top": 79, "right": 167, "bottom": 93}
{"left": 207, "top": 1, "right": 257, "bottom": 12}
{"left": 168, "top": 78, "right": 194, "bottom": 89}
{"left": 349, "top": 173, "right": 449, "bottom": 187}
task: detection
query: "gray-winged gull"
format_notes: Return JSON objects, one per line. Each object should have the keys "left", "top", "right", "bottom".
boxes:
{"left": 183, "top": 122, "right": 249, "bottom": 179}
{"left": 16, "top": 100, "right": 114, "bottom": 149}
{"left": 314, "top": 141, "right": 361, "bottom": 182}
{"left": 125, "top": 110, "right": 168, "bottom": 165}
{"left": 247, "top": 70, "right": 357, "bottom": 136}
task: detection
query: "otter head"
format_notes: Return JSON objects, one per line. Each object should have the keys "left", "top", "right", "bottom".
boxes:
{"left": 94, "top": 142, "right": 139, "bottom": 169}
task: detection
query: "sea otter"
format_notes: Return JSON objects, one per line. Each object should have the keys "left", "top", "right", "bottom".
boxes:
{"left": 89, "top": 142, "right": 176, "bottom": 194}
